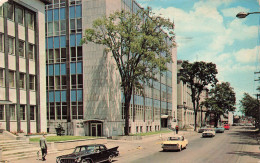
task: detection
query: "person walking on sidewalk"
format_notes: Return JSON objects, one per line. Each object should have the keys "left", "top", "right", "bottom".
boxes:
{"left": 39, "top": 134, "right": 48, "bottom": 161}
{"left": 175, "top": 125, "right": 179, "bottom": 134}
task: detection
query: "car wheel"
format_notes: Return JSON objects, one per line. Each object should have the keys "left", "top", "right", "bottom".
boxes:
{"left": 81, "top": 159, "right": 91, "bottom": 163}
{"left": 107, "top": 155, "right": 113, "bottom": 163}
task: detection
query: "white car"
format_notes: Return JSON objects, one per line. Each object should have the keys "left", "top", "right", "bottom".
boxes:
{"left": 202, "top": 128, "right": 216, "bottom": 138}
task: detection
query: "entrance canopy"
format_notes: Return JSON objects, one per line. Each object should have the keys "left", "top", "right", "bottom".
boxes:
{"left": 0, "top": 100, "right": 13, "bottom": 104}
{"left": 83, "top": 119, "right": 104, "bottom": 123}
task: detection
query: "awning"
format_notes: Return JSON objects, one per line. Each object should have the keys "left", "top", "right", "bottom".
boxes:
{"left": 0, "top": 100, "right": 13, "bottom": 104}
{"left": 161, "top": 115, "right": 169, "bottom": 118}
{"left": 83, "top": 119, "right": 104, "bottom": 123}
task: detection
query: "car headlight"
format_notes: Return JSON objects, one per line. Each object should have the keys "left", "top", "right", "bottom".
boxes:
{"left": 76, "top": 157, "right": 81, "bottom": 163}
{"left": 56, "top": 157, "right": 61, "bottom": 163}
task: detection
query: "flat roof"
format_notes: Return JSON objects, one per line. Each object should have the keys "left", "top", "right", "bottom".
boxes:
{"left": 40, "top": 0, "right": 52, "bottom": 4}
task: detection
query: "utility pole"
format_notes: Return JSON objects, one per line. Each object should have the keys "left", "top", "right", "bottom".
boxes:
{"left": 254, "top": 71, "right": 260, "bottom": 129}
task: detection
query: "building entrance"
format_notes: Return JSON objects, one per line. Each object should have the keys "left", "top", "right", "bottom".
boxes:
{"left": 90, "top": 123, "right": 102, "bottom": 137}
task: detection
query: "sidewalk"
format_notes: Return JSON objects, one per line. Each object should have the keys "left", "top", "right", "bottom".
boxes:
{"left": 10, "top": 130, "right": 198, "bottom": 163}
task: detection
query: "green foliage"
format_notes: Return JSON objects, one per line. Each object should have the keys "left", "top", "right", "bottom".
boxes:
{"left": 179, "top": 61, "right": 218, "bottom": 130}
{"left": 82, "top": 8, "right": 175, "bottom": 135}
{"left": 240, "top": 93, "right": 259, "bottom": 119}
{"left": 55, "top": 124, "right": 65, "bottom": 136}
{"left": 203, "top": 82, "right": 236, "bottom": 114}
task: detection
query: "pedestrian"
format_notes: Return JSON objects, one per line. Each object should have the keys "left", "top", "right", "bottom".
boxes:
{"left": 175, "top": 125, "right": 179, "bottom": 134}
{"left": 39, "top": 134, "right": 47, "bottom": 161}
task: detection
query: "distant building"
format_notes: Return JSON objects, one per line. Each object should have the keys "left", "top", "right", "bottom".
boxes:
{"left": 45, "top": 0, "right": 177, "bottom": 136}
{"left": 228, "top": 111, "right": 234, "bottom": 125}
{"left": 0, "top": 0, "right": 50, "bottom": 133}
{"left": 177, "top": 60, "right": 208, "bottom": 128}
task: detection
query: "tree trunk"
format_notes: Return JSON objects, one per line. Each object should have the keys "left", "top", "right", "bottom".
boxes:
{"left": 214, "top": 114, "right": 218, "bottom": 127}
{"left": 194, "top": 111, "right": 197, "bottom": 131}
{"left": 124, "top": 92, "right": 132, "bottom": 136}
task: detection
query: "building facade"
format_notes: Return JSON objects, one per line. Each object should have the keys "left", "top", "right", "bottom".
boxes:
{"left": 177, "top": 60, "right": 207, "bottom": 129}
{"left": 0, "top": 0, "right": 50, "bottom": 134}
{"left": 45, "top": 0, "right": 177, "bottom": 136}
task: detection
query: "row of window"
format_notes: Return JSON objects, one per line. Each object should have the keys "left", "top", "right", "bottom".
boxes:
{"left": 0, "top": 34, "right": 35, "bottom": 60}
{"left": 47, "top": 34, "right": 82, "bottom": 49}
{"left": 46, "top": 47, "right": 82, "bottom": 64}
{"left": 48, "top": 89, "right": 83, "bottom": 102}
{"left": 47, "top": 74, "right": 83, "bottom": 90}
{"left": 46, "top": 0, "right": 82, "bottom": 10}
{"left": 0, "top": 69, "right": 35, "bottom": 90}
{"left": 122, "top": 103, "right": 161, "bottom": 120}
{"left": 0, "top": 3, "right": 35, "bottom": 30}
{"left": 0, "top": 105, "right": 35, "bottom": 121}
{"left": 47, "top": 101, "right": 83, "bottom": 120}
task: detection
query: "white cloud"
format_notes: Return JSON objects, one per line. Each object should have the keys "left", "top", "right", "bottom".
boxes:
{"left": 235, "top": 46, "right": 258, "bottom": 63}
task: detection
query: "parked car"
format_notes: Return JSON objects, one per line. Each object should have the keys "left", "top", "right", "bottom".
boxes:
{"left": 161, "top": 136, "right": 188, "bottom": 152}
{"left": 215, "top": 126, "right": 225, "bottom": 133}
{"left": 202, "top": 128, "right": 216, "bottom": 138}
{"left": 56, "top": 144, "right": 119, "bottom": 163}
{"left": 198, "top": 126, "right": 209, "bottom": 133}
{"left": 224, "top": 124, "right": 230, "bottom": 130}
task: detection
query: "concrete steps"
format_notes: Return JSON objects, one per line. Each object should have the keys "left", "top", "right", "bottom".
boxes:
{"left": 0, "top": 133, "right": 57, "bottom": 162}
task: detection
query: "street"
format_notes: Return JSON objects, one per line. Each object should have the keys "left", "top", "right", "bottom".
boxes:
{"left": 113, "top": 126, "right": 260, "bottom": 163}
{"left": 12, "top": 126, "right": 259, "bottom": 163}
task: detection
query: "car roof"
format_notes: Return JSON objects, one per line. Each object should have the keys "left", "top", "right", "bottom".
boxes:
{"left": 76, "top": 144, "right": 104, "bottom": 148}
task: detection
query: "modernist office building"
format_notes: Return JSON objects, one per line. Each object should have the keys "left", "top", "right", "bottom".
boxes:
{"left": 0, "top": 0, "right": 50, "bottom": 134}
{"left": 45, "top": 0, "right": 177, "bottom": 136}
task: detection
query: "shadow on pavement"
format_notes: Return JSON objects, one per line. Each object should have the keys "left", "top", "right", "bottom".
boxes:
{"left": 227, "top": 151, "right": 260, "bottom": 160}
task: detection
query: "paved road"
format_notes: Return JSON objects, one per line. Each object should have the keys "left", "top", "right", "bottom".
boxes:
{"left": 113, "top": 126, "right": 260, "bottom": 163}
{"left": 12, "top": 126, "right": 259, "bottom": 163}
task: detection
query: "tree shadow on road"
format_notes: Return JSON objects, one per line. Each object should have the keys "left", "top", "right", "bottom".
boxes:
{"left": 227, "top": 151, "right": 260, "bottom": 160}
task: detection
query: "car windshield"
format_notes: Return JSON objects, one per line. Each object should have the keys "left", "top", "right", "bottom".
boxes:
{"left": 168, "top": 137, "right": 180, "bottom": 141}
{"left": 73, "top": 146, "right": 95, "bottom": 154}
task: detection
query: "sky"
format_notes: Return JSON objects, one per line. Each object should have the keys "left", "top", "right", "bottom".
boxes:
{"left": 136, "top": 0, "right": 260, "bottom": 115}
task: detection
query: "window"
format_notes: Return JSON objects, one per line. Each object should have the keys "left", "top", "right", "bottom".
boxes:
{"left": 29, "top": 75, "right": 35, "bottom": 90}
{"left": 7, "top": 3, "right": 14, "bottom": 20}
{"left": 62, "top": 102, "right": 67, "bottom": 119}
{"left": 61, "top": 48, "right": 66, "bottom": 62}
{"left": 48, "top": 22, "right": 53, "bottom": 36}
{"left": 16, "top": 6, "right": 24, "bottom": 25}
{"left": 71, "top": 47, "right": 76, "bottom": 61}
{"left": 28, "top": 44, "right": 34, "bottom": 60}
{"left": 10, "top": 105, "right": 16, "bottom": 120}
{"left": 26, "top": 11, "right": 34, "bottom": 30}
{"left": 61, "top": 75, "right": 66, "bottom": 89}
{"left": 9, "top": 71, "right": 15, "bottom": 88}
{"left": 56, "top": 103, "right": 61, "bottom": 120}
{"left": 50, "top": 103, "right": 55, "bottom": 119}
{"left": 0, "top": 6, "right": 3, "bottom": 17}
{"left": 60, "top": 20, "right": 66, "bottom": 35}
{"left": 19, "top": 73, "right": 25, "bottom": 89}
{"left": 77, "top": 47, "right": 82, "bottom": 61}
{"left": 20, "top": 105, "right": 26, "bottom": 120}
{"left": 8, "top": 37, "right": 14, "bottom": 54}
{"left": 0, "top": 68, "right": 3, "bottom": 87}
{"left": 0, "top": 105, "right": 4, "bottom": 120}
{"left": 54, "top": 21, "right": 59, "bottom": 35}
{"left": 0, "top": 33, "right": 3, "bottom": 52}
{"left": 49, "top": 49, "right": 54, "bottom": 63}
{"left": 30, "top": 106, "right": 35, "bottom": 120}
{"left": 18, "top": 40, "right": 24, "bottom": 57}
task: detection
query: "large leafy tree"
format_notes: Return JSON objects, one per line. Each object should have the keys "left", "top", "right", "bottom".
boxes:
{"left": 203, "top": 82, "right": 236, "bottom": 127}
{"left": 179, "top": 61, "right": 218, "bottom": 131}
{"left": 240, "top": 93, "right": 259, "bottom": 127}
{"left": 81, "top": 9, "right": 175, "bottom": 135}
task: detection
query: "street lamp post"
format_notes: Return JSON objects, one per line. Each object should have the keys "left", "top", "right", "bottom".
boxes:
{"left": 236, "top": 12, "right": 260, "bottom": 18}
{"left": 236, "top": 11, "right": 260, "bottom": 129}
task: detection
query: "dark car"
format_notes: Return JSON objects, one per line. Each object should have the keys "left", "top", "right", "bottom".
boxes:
{"left": 56, "top": 144, "right": 119, "bottom": 163}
